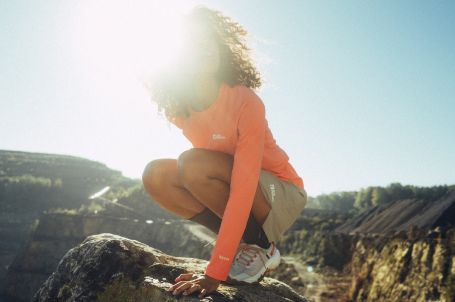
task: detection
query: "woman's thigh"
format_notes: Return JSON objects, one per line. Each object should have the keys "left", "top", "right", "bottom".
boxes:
{"left": 177, "top": 148, "right": 234, "bottom": 183}
{"left": 177, "top": 148, "right": 272, "bottom": 224}
{"left": 142, "top": 158, "right": 206, "bottom": 217}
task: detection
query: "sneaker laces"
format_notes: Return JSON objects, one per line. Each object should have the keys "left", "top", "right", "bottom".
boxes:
{"left": 236, "top": 244, "right": 268, "bottom": 267}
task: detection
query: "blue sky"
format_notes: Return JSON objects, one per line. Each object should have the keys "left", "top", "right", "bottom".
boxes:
{"left": 1, "top": 0, "right": 454, "bottom": 196}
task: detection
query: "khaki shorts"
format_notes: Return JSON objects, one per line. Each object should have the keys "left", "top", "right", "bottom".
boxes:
{"left": 258, "top": 169, "right": 308, "bottom": 243}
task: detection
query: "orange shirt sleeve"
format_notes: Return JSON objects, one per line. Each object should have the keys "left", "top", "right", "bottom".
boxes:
{"left": 204, "top": 88, "right": 266, "bottom": 281}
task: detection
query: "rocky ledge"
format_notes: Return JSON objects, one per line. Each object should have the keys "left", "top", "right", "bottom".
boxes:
{"left": 32, "top": 233, "right": 309, "bottom": 302}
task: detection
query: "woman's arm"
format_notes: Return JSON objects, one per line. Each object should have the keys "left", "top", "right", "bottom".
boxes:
{"left": 204, "top": 88, "right": 266, "bottom": 281}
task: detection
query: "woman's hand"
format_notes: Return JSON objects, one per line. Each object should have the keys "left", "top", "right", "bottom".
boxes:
{"left": 167, "top": 272, "right": 220, "bottom": 298}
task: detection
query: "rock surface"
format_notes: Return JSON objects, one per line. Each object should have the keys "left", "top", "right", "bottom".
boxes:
{"left": 32, "top": 233, "right": 309, "bottom": 302}
{"left": 3, "top": 213, "right": 212, "bottom": 302}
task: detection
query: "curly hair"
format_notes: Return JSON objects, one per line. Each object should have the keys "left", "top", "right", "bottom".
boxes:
{"left": 144, "top": 5, "right": 262, "bottom": 120}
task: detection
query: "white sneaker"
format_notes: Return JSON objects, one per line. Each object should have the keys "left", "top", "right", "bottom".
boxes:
{"left": 228, "top": 241, "right": 280, "bottom": 284}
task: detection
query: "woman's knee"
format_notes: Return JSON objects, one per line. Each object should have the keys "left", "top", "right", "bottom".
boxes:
{"left": 142, "top": 159, "right": 172, "bottom": 196}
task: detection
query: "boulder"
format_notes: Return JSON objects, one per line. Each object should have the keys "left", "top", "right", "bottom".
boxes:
{"left": 32, "top": 233, "right": 309, "bottom": 302}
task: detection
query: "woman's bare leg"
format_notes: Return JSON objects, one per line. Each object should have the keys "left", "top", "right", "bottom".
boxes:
{"left": 142, "top": 158, "right": 205, "bottom": 219}
{"left": 142, "top": 148, "right": 271, "bottom": 226}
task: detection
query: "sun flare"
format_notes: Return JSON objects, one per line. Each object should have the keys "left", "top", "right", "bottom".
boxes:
{"left": 68, "top": 0, "right": 197, "bottom": 178}
{"left": 72, "top": 0, "right": 196, "bottom": 79}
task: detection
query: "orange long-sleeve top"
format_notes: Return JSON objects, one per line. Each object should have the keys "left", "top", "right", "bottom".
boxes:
{"left": 166, "top": 82, "right": 304, "bottom": 281}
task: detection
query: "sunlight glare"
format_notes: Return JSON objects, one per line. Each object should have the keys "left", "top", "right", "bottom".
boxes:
{"left": 73, "top": 0, "right": 194, "bottom": 76}
{"left": 69, "top": 0, "right": 196, "bottom": 179}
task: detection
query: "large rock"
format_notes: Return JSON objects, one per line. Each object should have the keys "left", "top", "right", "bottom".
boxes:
{"left": 2, "top": 213, "right": 213, "bottom": 301}
{"left": 32, "top": 233, "right": 308, "bottom": 302}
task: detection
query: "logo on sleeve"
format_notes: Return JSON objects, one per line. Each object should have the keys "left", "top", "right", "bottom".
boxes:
{"left": 212, "top": 133, "right": 226, "bottom": 140}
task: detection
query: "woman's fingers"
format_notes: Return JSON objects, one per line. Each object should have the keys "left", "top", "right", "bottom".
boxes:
{"left": 182, "top": 283, "right": 202, "bottom": 295}
{"left": 198, "top": 288, "right": 207, "bottom": 298}
{"left": 172, "top": 282, "right": 194, "bottom": 295}
{"left": 175, "top": 272, "right": 194, "bottom": 282}
{"left": 168, "top": 280, "right": 185, "bottom": 292}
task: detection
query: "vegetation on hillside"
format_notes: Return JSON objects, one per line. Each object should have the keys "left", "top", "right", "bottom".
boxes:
{"left": 307, "top": 182, "right": 453, "bottom": 214}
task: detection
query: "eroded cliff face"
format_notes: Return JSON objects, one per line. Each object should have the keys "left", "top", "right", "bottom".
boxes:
{"left": 0, "top": 149, "right": 148, "bottom": 295}
{"left": 278, "top": 208, "right": 354, "bottom": 271}
{"left": 32, "top": 233, "right": 309, "bottom": 302}
{"left": 348, "top": 228, "right": 455, "bottom": 302}
{"left": 275, "top": 208, "right": 455, "bottom": 302}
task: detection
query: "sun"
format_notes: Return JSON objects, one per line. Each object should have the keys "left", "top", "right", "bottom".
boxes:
{"left": 72, "top": 0, "right": 197, "bottom": 78}
{"left": 67, "top": 0, "right": 199, "bottom": 179}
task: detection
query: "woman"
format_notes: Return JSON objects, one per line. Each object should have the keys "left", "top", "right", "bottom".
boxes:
{"left": 142, "top": 5, "right": 307, "bottom": 299}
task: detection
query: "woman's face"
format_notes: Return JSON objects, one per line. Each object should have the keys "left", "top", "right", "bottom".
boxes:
{"left": 180, "top": 25, "right": 220, "bottom": 76}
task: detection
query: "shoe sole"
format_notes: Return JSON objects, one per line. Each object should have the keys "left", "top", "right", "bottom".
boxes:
{"left": 224, "top": 266, "right": 277, "bottom": 285}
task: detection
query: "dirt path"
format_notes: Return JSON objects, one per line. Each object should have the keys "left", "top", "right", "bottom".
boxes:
{"left": 282, "top": 256, "right": 328, "bottom": 302}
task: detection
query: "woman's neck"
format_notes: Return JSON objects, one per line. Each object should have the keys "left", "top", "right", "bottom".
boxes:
{"left": 189, "top": 75, "right": 221, "bottom": 112}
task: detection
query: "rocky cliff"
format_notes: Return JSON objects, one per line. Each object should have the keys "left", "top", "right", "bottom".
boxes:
{"left": 348, "top": 228, "right": 455, "bottom": 302}
{"left": 275, "top": 192, "right": 455, "bottom": 302}
{"left": 0, "top": 149, "right": 140, "bottom": 292}
{"left": 32, "top": 233, "right": 309, "bottom": 302}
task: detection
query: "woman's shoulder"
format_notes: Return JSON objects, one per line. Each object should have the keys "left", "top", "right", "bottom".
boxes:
{"left": 227, "top": 84, "right": 263, "bottom": 106}
{"left": 228, "top": 83, "right": 258, "bottom": 93}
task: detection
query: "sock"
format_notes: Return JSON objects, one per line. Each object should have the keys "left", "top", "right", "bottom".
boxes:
{"left": 188, "top": 208, "right": 271, "bottom": 249}
{"left": 242, "top": 212, "right": 271, "bottom": 249}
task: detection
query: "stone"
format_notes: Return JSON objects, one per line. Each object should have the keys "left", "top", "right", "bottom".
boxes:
{"left": 32, "top": 233, "right": 309, "bottom": 302}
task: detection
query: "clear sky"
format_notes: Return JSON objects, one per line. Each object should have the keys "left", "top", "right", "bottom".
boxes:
{"left": 1, "top": 0, "right": 454, "bottom": 196}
